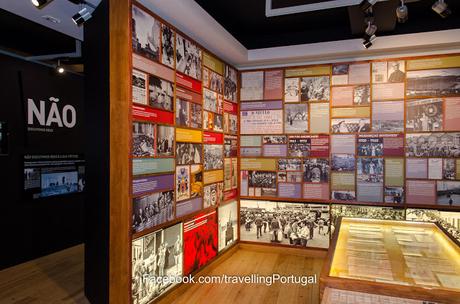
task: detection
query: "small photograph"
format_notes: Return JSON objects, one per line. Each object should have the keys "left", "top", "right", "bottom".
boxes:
{"left": 331, "top": 205, "right": 405, "bottom": 230}
{"left": 406, "top": 133, "right": 460, "bottom": 157}
{"left": 231, "top": 159, "right": 238, "bottom": 189}
{"left": 288, "top": 136, "right": 311, "bottom": 157}
{"left": 406, "top": 98, "right": 443, "bottom": 132}
{"left": 176, "top": 34, "right": 202, "bottom": 80}
{"left": 357, "top": 158, "right": 384, "bottom": 183}
{"left": 248, "top": 171, "right": 277, "bottom": 197}
{"left": 204, "top": 145, "right": 223, "bottom": 170}
{"left": 331, "top": 154, "right": 355, "bottom": 172}
{"left": 40, "top": 171, "right": 79, "bottom": 197}
{"left": 229, "top": 114, "right": 238, "bottom": 134}
{"left": 176, "top": 165, "right": 190, "bottom": 202}
{"left": 218, "top": 201, "right": 238, "bottom": 252}
{"left": 353, "top": 85, "right": 370, "bottom": 105}
{"left": 277, "top": 172, "right": 287, "bottom": 182}
{"left": 333, "top": 64, "right": 349, "bottom": 75}
{"left": 304, "top": 159, "right": 330, "bottom": 183}
{"left": 203, "top": 67, "right": 224, "bottom": 94}
{"left": 224, "top": 136, "right": 238, "bottom": 158}
{"left": 161, "top": 24, "right": 175, "bottom": 68}
{"left": 284, "top": 78, "right": 300, "bottom": 102}
{"left": 149, "top": 75, "right": 174, "bottom": 112}
{"left": 203, "top": 182, "right": 223, "bottom": 208}
{"left": 132, "top": 190, "right": 174, "bottom": 233}
{"left": 190, "top": 103, "right": 203, "bottom": 129}
{"left": 384, "top": 187, "right": 404, "bottom": 204}
{"left": 132, "top": 122, "right": 155, "bottom": 157}
{"left": 300, "top": 76, "right": 330, "bottom": 101}
{"left": 203, "top": 111, "right": 214, "bottom": 131}
{"left": 131, "top": 6, "right": 160, "bottom": 62}
{"left": 406, "top": 68, "right": 460, "bottom": 97}
{"left": 286, "top": 172, "right": 303, "bottom": 183}
{"left": 132, "top": 70, "right": 147, "bottom": 105}
{"left": 437, "top": 181, "right": 460, "bottom": 206}
{"left": 331, "top": 118, "right": 370, "bottom": 133}
{"left": 387, "top": 61, "right": 405, "bottom": 83}
{"left": 175, "top": 98, "right": 190, "bottom": 127}
{"left": 224, "top": 65, "right": 238, "bottom": 102}
{"left": 357, "top": 137, "right": 383, "bottom": 157}
{"left": 331, "top": 191, "right": 356, "bottom": 201}
{"left": 176, "top": 143, "right": 202, "bottom": 165}
{"left": 406, "top": 209, "right": 460, "bottom": 243}
{"left": 278, "top": 158, "right": 302, "bottom": 171}
{"left": 263, "top": 135, "right": 287, "bottom": 144}
{"left": 156, "top": 125, "right": 174, "bottom": 157}
{"left": 213, "top": 114, "right": 223, "bottom": 132}
{"left": 190, "top": 165, "right": 203, "bottom": 198}
{"left": 284, "top": 103, "right": 308, "bottom": 133}
{"left": 203, "top": 88, "right": 218, "bottom": 113}
{"left": 443, "top": 159, "right": 456, "bottom": 180}
{"left": 372, "top": 101, "right": 404, "bottom": 132}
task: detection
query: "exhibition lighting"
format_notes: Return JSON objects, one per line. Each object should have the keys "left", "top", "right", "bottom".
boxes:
{"left": 31, "top": 0, "right": 54, "bottom": 9}
{"left": 362, "top": 22, "right": 377, "bottom": 49}
{"left": 396, "top": 0, "right": 408, "bottom": 23}
{"left": 72, "top": 7, "right": 92, "bottom": 26}
{"left": 56, "top": 60, "right": 65, "bottom": 74}
{"left": 359, "top": 0, "right": 378, "bottom": 12}
{"left": 432, "top": 0, "right": 451, "bottom": 18}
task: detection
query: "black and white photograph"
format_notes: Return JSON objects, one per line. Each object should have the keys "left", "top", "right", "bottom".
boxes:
{"left": 331, "top": 118, "right": 370, "bottom": 133}
{"left": 277, "top": 172, "right": 287, "bottom": 183}
{"left": 406, "top": 68, "right": 460, "bottom": 97}
{"left": 263, "top": 135, "right": 287, "bottom": 144}
{"left": 203, "top": 182, "right": 223, "bottom": 208}
{"left": 333, "top": 64, "right": 349, "bottom": 75}
{"left": 190, "top": 103, "right": 202, "bottom": 129}
{"left": 224, "top": 136, "right": 238, "bottom": 158}
{"left": 149, "top": 75, "right": 174, "bottom": 112}
{"left": 203, "top": 67, "right": 224, "bottom": 94}
{"left": 331, "top": 191, "right": 356, "bottom": 201}
{"left": 284, "top": 78, "right": 300, "bottom": 102}
{"left": 176, "top": 165, "right": 190, "bottom": 201}
{"left": 372, "top": 101, "right": 405, "bottom": 132}
{"left": 175, "top": 98, "right": 190, "bottom": 127}
{"left": 387, "top": 61, "right": 406, "bottom": 83}
{"left": 300, "top": 76, "right": 330, "bottom": 102}
{"left": 357, "top": 137, "right": 383, "bottom": 156}
{"left": 132, "top": 5, "right": 161, "bottom": 62}
{"left": 406, "top": 209, "right": 460, "bottom": 243}
{"left": 406, "top": 98, "right": 443, "bottom": 132}
{"left": 131, "top": 223, "right": 183, "bottom": 304}
{"left": 213, "top": 114, "right": 223, "bottom": 132}
{"left": 132, "top": 70, "right": 148, "bottom": 105}
{"left": 176, "top": 143, "right": 202, "bottom": 165}
{"left": 161, "top": 24, "right": 175, "bottom": 68}
{"left": 331, "top": 154, "right": 355, "bottom": 172}
{"left": 240, "top": 200, "right": 330, "bottom": 248}
{"left": 286, "top": 172, "right": 303, "bottom": 183}
{"left": 304, "top": 159, "right": 330, "bottom": 183}
{"left": 156, "top": 125, "right": 174, "bottom": 157}
{"left": 277, "top": 158, "right": 301, "bottom": 172}
{"left": 228, "top": 114, "right": 238, "bottom": 134}
{"left": 218, "top": 201, "right": 238, "bottom": 252}
{"left": 224, "top": 65, "right": 238, "bottom": 102}
{"left": 384, "top": 187, "right": 404, "bottom": 203}
{"left": 132, "top": 190, "right": 174, "bottom": 233}
{"left": 353, "top": 85, "right": 370, "bottom": 105}
{"left": 406, "top": 133, "right": 460, "bottom": 157}
{"left": 204, "top": 145, "right": 223, "bottom": 170}
{"left": 248, "top": 171, "right": 277, "bottom": 197}
{"left": 444, "top": 159, "right": 456, "bottom": 180}
{"left": 437, "top": 181, "right": 460, "bottom": 206}
{"left": 284, "top": 103, "right": 308, "bottom": 133}
{"left": 288, "top": 136, "right": 310, "bottom": 157}
{"left": 176, "top": 34, "right": 202, "bottom": 80}
{"left": 357, "top": 158, "right": 384, "bottom": 183}
{"left": 133, "top": 122, "right": 155, "bottom": 157}
{"left": 203, "top": 88, "right": 218, "bottom": 114}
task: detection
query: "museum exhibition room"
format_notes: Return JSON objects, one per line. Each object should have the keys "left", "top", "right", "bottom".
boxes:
{"left": 1, "top": 0, "right": 460, "bottom": 303}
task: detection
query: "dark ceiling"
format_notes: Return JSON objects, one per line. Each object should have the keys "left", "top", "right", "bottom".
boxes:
{"left": 195, "top": 0, "right": 460, "bottom": 49}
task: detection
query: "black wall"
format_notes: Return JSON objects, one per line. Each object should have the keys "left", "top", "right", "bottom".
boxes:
{"left": 0, "top": 54, "right": 85, "bottom": 270}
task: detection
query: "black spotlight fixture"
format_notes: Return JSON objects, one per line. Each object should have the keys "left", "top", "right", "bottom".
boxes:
{"left": 432, "top": 0, "right": 451, "bottom": 18}
{"left": 31, "top": 0, "right": 54, "bottom": 9}
{"left": 359, "top": 0, "right": 378, "bottom": 12}
{"left": 363, "top": 22, "right": 377, "bottom": 49}
{"left": 396, "top": 0, "right": 408, "bottom": 23}
{"left": 56, "top": 60, "right": 65, "bottom": 74}
{"left": 72, "top": 7, "right": 92, "bottom": 26}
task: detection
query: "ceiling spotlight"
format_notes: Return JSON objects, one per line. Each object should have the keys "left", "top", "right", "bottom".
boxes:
{"left": 432, "top": 0, "right": 451, "bottom": 18}
{"left": 396, "top": 0, "right": 408, "bottom": 23}
{"left": 31, "top": 0, "right": 54, "bottom": 9}
{"left": 56, "top": 60, "right": 65, "bottom": 74}
{"left": 359, "top": 0, "right": 378, "bottom": 12}
{"left": 72, "top": 7, "right": 92, "bottom": 26}
{"left": 363, "top": 22, "right": 377, "bottom": 49}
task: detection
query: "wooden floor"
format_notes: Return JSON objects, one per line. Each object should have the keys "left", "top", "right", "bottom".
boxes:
{"left": 0, "top": 244, "right": 325, "bottom": 304}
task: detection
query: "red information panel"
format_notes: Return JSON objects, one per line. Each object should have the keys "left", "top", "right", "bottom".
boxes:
{"left": 132, "top": 105, "right": 174, "bottom": 125}
{"left": 224, "top": 101, "right": 238, "bottom": 115}
{"left": 264, "top": 70, "right": 283, "bottom": 100}
{"left": 310, "top": 135, "right": 330, "bottom": 157}
{"left": 176, "top": 72, "right": 202, "bottom": 93}
{"left": 176, "top": 86, "right": 202, "bottom": 104}
{"left": 183, "top": 211, "right": 218, "bottom": 275}
{"left": 224, "top": 189, "right": 238, "bottom": 201}
{"left": 203, "top": 131, "right": 224, "bottom": 144}
{"left": 358, "top": 133, "right": 404, "bottom": 157}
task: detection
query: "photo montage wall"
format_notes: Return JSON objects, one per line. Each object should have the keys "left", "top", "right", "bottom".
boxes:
{"left": 130, "top": 2, "right": 239, "bottom": 303}
{"left": 238, "top": 55, "right": 460, "bottom": 249}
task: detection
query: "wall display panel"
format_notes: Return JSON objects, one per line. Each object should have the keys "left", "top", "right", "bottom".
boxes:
{"left": 372, "top": 100, "right": 404, "bottom": 132}
{"left": 218, "top": 200, "right": 239, "bottom": 252}
{"left": 284, "top": 103, "right": 308, "bottom": 133}
{"left": 224, "top": 65, "right": 238, "bottom": 103}
{"left": 240, "top": 200, "right": 330, "bottom": 248}
{"left": 175, "top": 34, "right": 202, "bottom": 81}
{"left": 240, "top": 71, "right": 264, "bottom": 101}
{"left": 406, "top": 208, "right": 460, "bottom": 243}
{"left": 406, "top": 68, "right": 460, "bottom": 98}
{"left": 132, "top": 189, "right": 174, "bottom": 233}
{"left": 203, "top": 182, "right": 223, "bottom": 208}
{"left": 131, "top": 223, "right": 183, "bottom": 303}
{"left": 132, "top": 69, "right": 148, "bottom": 105}
{"left": 264, "top": 70, "right": 283, "bottom": 100}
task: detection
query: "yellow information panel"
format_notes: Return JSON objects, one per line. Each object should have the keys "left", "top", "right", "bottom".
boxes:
{"left": 285, "top": 65, "right": 331, "bottom": 77}
{"left": 331, "top": 172, "right": 355, "bottom": 190}
{"left": 203, "top": 52, "right": 224, "bottom": 75}
{"left": 240, "top": 158, "right": 277, "bottom": 171}
{"left": 385, "top": 158, "right": 405, "bottom": 186}
{"left": 203, "top": 170, "right": 224, "bottom": 184}
{"left": 407, "top": 55, "right": 460, "bottom": 70}
{"left": 176, "top": 128, "right": 202, "bottom": 143}
{"left": 331, "top": 107, "right": 370, "bottom": 118}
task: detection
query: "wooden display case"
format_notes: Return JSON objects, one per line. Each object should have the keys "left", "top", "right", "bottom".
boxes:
{"left": 320, "top": 218, "right": 460, "bottom": 304}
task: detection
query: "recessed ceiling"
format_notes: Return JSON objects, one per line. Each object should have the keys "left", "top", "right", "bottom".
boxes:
{"left": 195, "top": 0, "right": 460, "bottom": 49}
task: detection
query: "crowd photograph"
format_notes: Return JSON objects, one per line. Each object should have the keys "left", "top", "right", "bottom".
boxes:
{"left": 132, "top": 190, "right": 175, "bottom": 233}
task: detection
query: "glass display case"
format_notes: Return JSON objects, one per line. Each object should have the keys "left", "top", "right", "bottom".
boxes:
{"left": 320, "top": 218, "right": 460, "bottom": 304}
